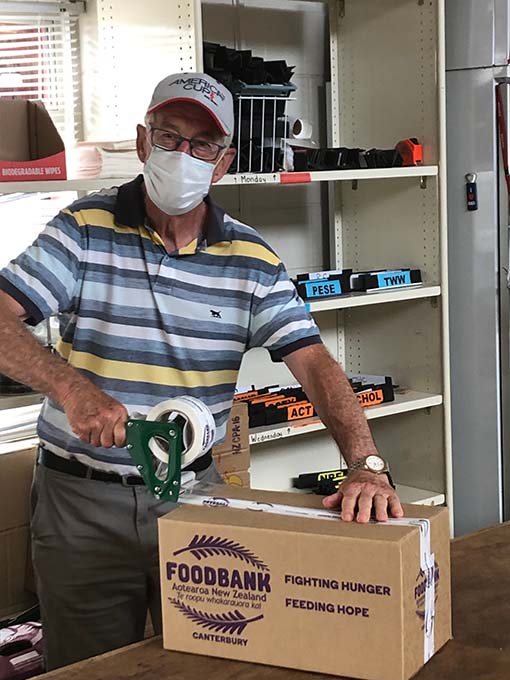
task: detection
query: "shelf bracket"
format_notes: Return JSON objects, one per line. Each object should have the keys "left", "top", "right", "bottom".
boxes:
{"left": 420, "top": 176, "right": 427, "bottom": 190}
{"left": 351, "top": 179, "right": 358, "bottom": 191}
{"left": 338, "top": 0, "right": 345, "bottom": 19}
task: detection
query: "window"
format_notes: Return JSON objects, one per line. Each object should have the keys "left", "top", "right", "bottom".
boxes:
{"left": 0, "top": 1, "right": 84, "bottom": 145}
{"left": 0, "top": 2, "right": 85, "bottom": 278}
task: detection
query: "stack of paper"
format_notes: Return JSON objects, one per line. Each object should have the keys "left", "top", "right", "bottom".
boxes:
{"left": 68, "top": 140, "right": 143, "bottom": 179}
{"left": 0, "top": 404, "right": 42, "bottom": 443}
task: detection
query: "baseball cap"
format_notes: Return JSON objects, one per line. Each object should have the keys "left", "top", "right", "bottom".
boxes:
{"left": 146, "top": 72, "right": 234, "bottom": 139}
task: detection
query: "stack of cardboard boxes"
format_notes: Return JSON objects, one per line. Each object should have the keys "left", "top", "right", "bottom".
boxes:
{"left": 211, "top": 402, "right": 250, "bottom": 488}
{"left": 0, "top": 447, "right": 38, "bottom": 618}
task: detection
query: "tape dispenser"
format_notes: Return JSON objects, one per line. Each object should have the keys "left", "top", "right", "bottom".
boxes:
{"left": 126, "top": 396, "right": 216, "bottom": 502}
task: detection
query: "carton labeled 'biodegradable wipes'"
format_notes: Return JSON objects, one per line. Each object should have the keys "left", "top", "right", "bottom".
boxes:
{"left": 158, "top": 487, "right": 451, "bottom": 680}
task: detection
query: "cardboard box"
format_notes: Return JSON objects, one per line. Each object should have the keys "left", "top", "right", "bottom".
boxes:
{"left": 0, "top": 526, "right": 35, "bottom": 618}
{"left": 159, "top": 488, "right": 451, "bottom": 680}
{"left": 222, "top": 469, "right": 250, "bottom": 488}
{"left": 0, "top": 448, "right": 37, "bottom": 532}
{"left": 212, "top": 402, "right": 249, "bottom": 456}
{"left": 0, "top": 100, "right": 66, "bottom": 181}
{"left": 213, "top": 447, "right": 250, "bottom": 475}
{"left": 0, "top": 448, "right": 38, "bottom": 616}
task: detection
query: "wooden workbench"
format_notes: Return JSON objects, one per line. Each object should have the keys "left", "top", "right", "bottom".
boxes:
{"left": 38, "top": 523, "right": 510, "bottom": 680}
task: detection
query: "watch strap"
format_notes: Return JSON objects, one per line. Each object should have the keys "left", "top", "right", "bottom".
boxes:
{"left": 347, "top": 456, "right": 397, "bottom": 491}
{"left": 348, "top": 455, "right": 389, "bottom": 474}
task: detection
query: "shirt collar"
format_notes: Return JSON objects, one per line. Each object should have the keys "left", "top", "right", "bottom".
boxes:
{"left": 114, "top": 174, "right": 229, "bottom": 246}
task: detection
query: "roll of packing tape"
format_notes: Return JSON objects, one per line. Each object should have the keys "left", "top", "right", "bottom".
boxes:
{"left": 146, "top": 396, "right": 216, "bottom": 467}
{"left": 291, "top": 118, "right": 313, "bottom": 140}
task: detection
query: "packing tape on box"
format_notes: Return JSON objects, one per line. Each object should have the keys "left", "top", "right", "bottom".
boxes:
{"left": 179, "top": 493, "right": 435, "bottom": 662}
{"left": 386, "top": 517, "right": 435, "bottom": 662}
{"left": 146, "top": 397, "right": 216, "bottom": 467}
{"left": 291, "top": 117, "right": 313, "bottom": 140}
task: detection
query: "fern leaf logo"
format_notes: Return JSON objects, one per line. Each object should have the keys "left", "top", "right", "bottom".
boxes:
{"left": 174, "top": 535, "right": 269, "bottom": 571}
{"left": 171, "top": 599, "right": 263, "bottom": 635}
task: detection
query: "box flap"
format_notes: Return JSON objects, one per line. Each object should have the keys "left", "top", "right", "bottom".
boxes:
{"left": 0, "top": 100, "right": 30, "bottom": 161}
{"left": 161, "top": 485, "right": 447, "bottom": 543}
{"left": 213, "top": 447, "right": 250, "bottom": 473}
{"left": 28, "top": 101, "right": 65, "bottom": 160}
{"left": 213, "top": 402, "right": 249, "bottom": 455}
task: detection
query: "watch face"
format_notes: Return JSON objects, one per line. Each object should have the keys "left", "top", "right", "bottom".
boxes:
{"left": 365, "top": 455, "right": 385, "bottom": 472}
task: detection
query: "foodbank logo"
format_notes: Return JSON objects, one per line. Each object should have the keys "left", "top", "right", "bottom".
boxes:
{"left": 167, "top": 535, "right": 270, "bottom": 639}
{"left": 414, "top": 561, "right": 440, "bottom": 625}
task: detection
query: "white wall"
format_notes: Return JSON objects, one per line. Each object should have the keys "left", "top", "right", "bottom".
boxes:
{"left": 0, "top": 193, "right": 76, "bottom": 267}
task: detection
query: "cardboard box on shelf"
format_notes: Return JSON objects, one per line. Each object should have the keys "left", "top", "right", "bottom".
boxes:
{"left": 159, "top": 487, "right": 451, "bottom": 680}
{"left": 212, "top": 402, "right": 249, "bottom": 456}
{"left": 0, "top": 447, "right": 38, "bottom": 616}
{"left": 0, "top": 100, "right": 66, "bottom": 182}
{"left": 213, "top": 447, "right": 250, "bottom": 475}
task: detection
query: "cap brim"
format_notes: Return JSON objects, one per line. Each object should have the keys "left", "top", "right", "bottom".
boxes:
{"left": 146, "top": 97, "right": 229, "bottom": 136}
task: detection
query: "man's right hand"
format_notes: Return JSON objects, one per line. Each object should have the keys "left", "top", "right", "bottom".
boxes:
{"left": 61, "top": 383, "right": 128, "bottom": 448}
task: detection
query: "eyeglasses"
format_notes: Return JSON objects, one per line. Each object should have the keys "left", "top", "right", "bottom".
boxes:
{"left": 149, "top": 126, "right": 227, "bottom": 162}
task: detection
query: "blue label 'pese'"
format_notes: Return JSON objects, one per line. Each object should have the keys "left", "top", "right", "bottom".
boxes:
{"left": 303, "top": 279, "right": 342, "bottom": 298}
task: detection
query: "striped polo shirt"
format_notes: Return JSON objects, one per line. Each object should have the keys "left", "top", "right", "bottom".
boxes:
{"left": 0, "top": 176, "right": 321, "bottom": 474}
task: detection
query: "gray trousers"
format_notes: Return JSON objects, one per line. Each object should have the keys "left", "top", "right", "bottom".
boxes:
{"left": 30, "top": 459, "right": 222, "bottom": 671}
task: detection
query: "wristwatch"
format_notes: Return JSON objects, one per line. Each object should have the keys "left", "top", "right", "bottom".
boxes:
{"left": 347, "top": 454, "right": 396, "bottom": 489}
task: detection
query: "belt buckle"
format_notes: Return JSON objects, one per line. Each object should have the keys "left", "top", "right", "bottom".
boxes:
{"left": 121, "top": 474, "right": 141, "bottom": 487}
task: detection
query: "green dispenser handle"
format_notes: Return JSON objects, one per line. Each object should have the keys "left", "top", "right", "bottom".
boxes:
{"left": 125, "top": 418, "right": 184, "bottom": 502}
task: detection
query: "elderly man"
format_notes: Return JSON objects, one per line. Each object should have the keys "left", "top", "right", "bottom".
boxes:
{"left": 0, "top": 73, "right": 402, "bottom": 670}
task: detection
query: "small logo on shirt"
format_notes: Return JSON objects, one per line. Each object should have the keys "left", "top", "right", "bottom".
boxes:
{"left": 210, "top": 309, "right": 222, "bottom": 319}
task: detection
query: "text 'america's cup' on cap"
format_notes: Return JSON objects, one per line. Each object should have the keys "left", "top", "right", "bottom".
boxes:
{"left": 147, "top": 72, "right": 234, "bottom": 138}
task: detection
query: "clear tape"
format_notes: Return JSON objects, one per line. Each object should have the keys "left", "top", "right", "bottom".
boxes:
{"left": 145, "top": 397, "right": 216, "bottom": 467}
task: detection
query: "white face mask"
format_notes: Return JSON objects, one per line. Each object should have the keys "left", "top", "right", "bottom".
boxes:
{"left": 143, "top": 147, "right": 216, "bottom": 216}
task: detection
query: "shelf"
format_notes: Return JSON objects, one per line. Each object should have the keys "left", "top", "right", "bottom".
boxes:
{"left": 0, "top": 393, "right": 43, "bottom": 411}
{"left": 0, "top": 166, "right": 439, "bottom": 195}
{"left": 288, "top": 484, "right": 445, "bottom": 506}
{"left": 0, "top": 436, "right": 39, "bottom": 456}
{"left": 305, "top": 284, "right": 441, "bottom": 313}
{"left": 365, "top": 391, "right": 443, "bottom": 419}
{"left": 398, "top": 485, "right": 445, "bottom": 506}
{"left": 249, "top": 391, "right": 443, "bottom": 445}
{"left": 0, "top": 178, "right": 122, "bottom": 194}
{"left": 219, "top": 166, "right": 438, "bottom": 186}
{"left": 0, "top": 396, "right": 43, "bottom": 454}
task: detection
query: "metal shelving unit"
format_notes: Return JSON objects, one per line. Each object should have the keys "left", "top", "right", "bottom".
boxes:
{"left": 306, "top": 285, "right": 441, "bottom": 313}
{"left": 396, "top": 485, "right": 445, "bottom": 506}
{"left": 326, "top": 0, "right": 449, "bottom": 521}
{"left": 249, "top": 391, "right": 443, "bottom": 445}
{"left": 204, "top": 0, "right": 450, "bottom": 518}
{"left": 0, "top": 165, "right": 439, "bottom": 195}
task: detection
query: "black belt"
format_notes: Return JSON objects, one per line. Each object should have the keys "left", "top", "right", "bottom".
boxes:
{"left": 39, "top": 446, "right": 212, "bottom": 486}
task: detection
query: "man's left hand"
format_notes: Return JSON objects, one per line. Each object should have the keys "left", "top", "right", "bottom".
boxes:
{"left": 322, "top": 470, "right": 404, "bottom": 523}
